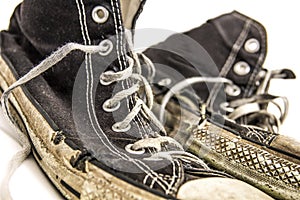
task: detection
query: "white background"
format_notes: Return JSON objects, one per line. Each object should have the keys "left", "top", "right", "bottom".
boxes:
{"left": 0, "top": 1, "right": 300, "bottom": 199}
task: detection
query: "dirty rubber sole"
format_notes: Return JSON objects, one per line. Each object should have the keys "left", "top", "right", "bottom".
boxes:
{"left": 189, "top": 120, "right": 300, "bottom": 200}
{"left": 0, "top": 57, "right": 165, "bottom": 200}
{"left": 159, "top": 92, "right": 299, "bottom": 200}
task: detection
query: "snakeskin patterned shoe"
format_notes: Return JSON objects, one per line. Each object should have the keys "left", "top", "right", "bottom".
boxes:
{"left": 0, "top": 1, "right": 274, "bottom": 200}
{"left": 145, "top": 11, "right": 300, "bottom": 200}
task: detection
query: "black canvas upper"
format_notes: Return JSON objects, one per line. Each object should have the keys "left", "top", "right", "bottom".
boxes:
{"left": 144, "top": 11, "right": 268, "bottom": 113}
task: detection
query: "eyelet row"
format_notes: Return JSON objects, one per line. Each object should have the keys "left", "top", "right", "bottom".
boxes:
{"left": 233, "top": 38, "right": 260, "bottom": 77}
{"left": 227, "top": 38, "right": 260, "bottom": 97}
{"left": 92, "top": 6, "right": 133, "bottom": 134}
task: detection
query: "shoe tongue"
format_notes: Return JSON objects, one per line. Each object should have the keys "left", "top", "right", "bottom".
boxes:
{"left": 120, "top": 0, "right": 145, "bottom": 29}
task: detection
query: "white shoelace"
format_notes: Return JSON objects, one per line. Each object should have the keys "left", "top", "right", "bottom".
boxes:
{"left": 225, "top": 94, "right": 288, "bottom": 133}
{"left": 158, "top": 73, "right": 289, "bottom": 133}
{"left": 0, "top": 41, "right": 209, "bottom": 199}
{"left": 0, "top": 42, "right": 116, "bottom": 200}
{"left": 100, "top": 55, "right": 163, "bottom": 133}
{"left": 99, "top": 51, "right": 209, "bottom": 165}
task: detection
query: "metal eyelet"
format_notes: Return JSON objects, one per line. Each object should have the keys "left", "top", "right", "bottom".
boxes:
{"left": 225, "top": 84, "right": 241, "bottom": 97}
{"left": 103, "top": 99, "right": 120, "bottom": 112}
{"left": 244, "top": 38, "right": 260, "bottom": 53}
{"left": 125, "top": 144, "right": 145, "bottom": 155}
{"left": 99, "top": 39, "right": 113, "bottom": 56}
{"left": 233, "top": 61, "right": 251, "bottom": 76}
{"left": 112, "top": 122, "right": 131, "bottom": 132}
{"left": 92, "top": 6, "right": 109, "bottom": 24}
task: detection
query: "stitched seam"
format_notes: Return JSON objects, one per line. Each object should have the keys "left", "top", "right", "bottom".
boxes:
{"left": 166, "top": 159, "right": 179, "bottom": 194}
{"left": 75, "top": 0, "right": 93, "bottom": 136}
{"left": 114, "top": 0, "right": 152, "bottom": 152}
{"left": 79, "top": 0, "right": 95, "bottom": 124}
{"left": 75, "top": 0, "right": 168, "bottom": 190}
{"left": 244, "top": 23, "right": 267, "bottom": 97}
{"left": 112, "top": 0, "right": 179, "bottom": 190}
{"left": 220, "top": 20, "right": 252, "bottom": 76}
{"left": 172, "top": 159, "right": 184, "bottom": 194}
{"left": 113, "top": 0, "right": 148, "bottom": 140}
{"left": 109, "top": 0, "right": 135, "bottom": 129}
{"left": 110, "top": 0, "right": 173, "bottom": 190}
{"left": 110, "top": 0, "right": 145, "bottom": 144}
{"left": 82, "top": 0, "right": 170, "bottom": 191}
{"left": 75, "top": 0, "right": 87, "bottom": 45}
{"left": 79, "top": 0, "right": 91, "bottom": 45}
{"left": 114, "top": 0, "right": 127, "bottom": 67}
{"left": 206, "top": 19, "right": 252, "bottom": 110}
{"left": 110, "top": 0, "right": 123, "bottom": 69}
{"left": 231, "top": 12, "right": 267, "bottom": 97}
{"left": 75, "top": 0, "right": 177, "bottom": 191}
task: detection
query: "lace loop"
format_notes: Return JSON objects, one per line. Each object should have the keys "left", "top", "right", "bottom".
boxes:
{"left": 158, "top": 68, "right": 293, "bottom": 133}
{"left": 225, "top": 69, "right": 293, "bottom": 133}
{"left": 131, "top": 136, "right": 184, "bottom": 152}
{"left": 0, "top": 40, "right": 214, "bottom": 199}
{"left": 100, "top": 64, "right": 133, "bottom": 85}
{"left": 103, "top": 84, "right": 139, "bottom": 112}
{"left": 99, "top": 53, "right": 164, "bottom": 134}
{"left": 129, "top": 73, "right": 154, "bottom": 108}
{"left": 145, "top": 151, "right": 210, "bottom": 170}
{"left": 112, "top": 98, "right": 143, "bottom": 132}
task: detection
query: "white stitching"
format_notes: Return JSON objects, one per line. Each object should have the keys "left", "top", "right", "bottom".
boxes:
{"left": 75, "top": 0, "right": 92, "bottom": 130}
{"left": 244, "top": 24, "right": 267, "bottom": 97}
{"left": 171, "top": 159, "right": 183, "bottom": 194}
{"left": 113, "top": 0, "right": 151, "bottom": 153}
{"left": 110, "top": 0, "right": 123, "bottom": 69}
{"left": 75, "top": 0, "right": 87, "bottom": 45}
{"left": 111, "top": 0, "right": 145, "bottom": 138}
{"left": 78, "top": 0, "right": 94, "bottom": 119}
{"left": 82, "top": 0, "right": 162, "bottom": 187}
{"left": 229, "top": 12, "right": 267, "bottom": 97}
{"left": 111, "top": 0, "right": 179, "bottom": 190}
{"left": 109, "top": 0, "right": 174, "bottom": 190}
{"left": 114, "top": 0, "right": 127, "bottom": 67}
{"left": 206, "top": 19, "right": 252, "bottom": 110}
{"left": 79, "top": 0, "right": 91, "bottom": 45}
{"left": 74, "top": 0, "right": 179, "bottom": 192}
{"left": 166, "top": 159, "right": 178, "bottom": 194}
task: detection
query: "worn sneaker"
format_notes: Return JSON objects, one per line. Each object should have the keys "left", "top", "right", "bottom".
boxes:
{"left": 0, "top": 1, "right": 274, "bottom": 200}
{"left": 144, "top": 11, "right": 300, "bottom": 200}
{"left": 145, "top": 11, "right": 295, "bottom": 134}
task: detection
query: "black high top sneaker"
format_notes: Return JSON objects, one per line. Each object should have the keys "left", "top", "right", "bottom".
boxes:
{"left": 144, "top": 11, "right": 300, "bottom": 200}
{"left": 145, "top": 11, "right": 295, "bottom": 134}
{"left": 0, "top": 1, "right": 274, "bottom": 200}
